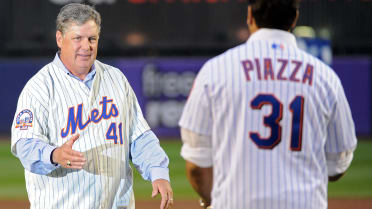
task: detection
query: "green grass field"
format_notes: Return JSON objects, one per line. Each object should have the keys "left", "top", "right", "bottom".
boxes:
{"left": 0, "top": 138, "right": 371, "bottom": 200}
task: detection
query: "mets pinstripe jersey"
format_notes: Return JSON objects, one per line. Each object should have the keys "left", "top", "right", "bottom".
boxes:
{"left": 179, "top": 29, "right": 357, "bottom": 209}
{"left": 11, "top": 55, "right": 150, "bottom": 209}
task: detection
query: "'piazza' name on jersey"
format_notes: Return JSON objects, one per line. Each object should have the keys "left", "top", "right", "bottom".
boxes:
{"left": 61, "top": 96, "right": 119, "bottom": 138}
{"left": 241, "top": 58, "right": 314, "bottom": 86}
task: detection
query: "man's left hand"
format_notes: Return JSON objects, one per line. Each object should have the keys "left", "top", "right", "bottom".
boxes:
{"left": 152, "top": 179, "right": 173, "bottom": 209}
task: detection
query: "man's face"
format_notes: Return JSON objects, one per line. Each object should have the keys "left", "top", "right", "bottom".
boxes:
{"left": 56, "top": 20, "right": 99, "bottom": 75}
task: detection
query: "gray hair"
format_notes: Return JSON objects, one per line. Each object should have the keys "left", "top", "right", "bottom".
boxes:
{"left": 56, "top": 3, "right": 101, "bottom": 35}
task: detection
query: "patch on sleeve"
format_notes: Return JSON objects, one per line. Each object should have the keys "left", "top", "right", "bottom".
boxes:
{"left": 15, "top": 109, "right": 33, "bottom": 130}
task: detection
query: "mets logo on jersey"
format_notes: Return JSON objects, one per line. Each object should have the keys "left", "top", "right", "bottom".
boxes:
{"left": 272, "top": 43, "right": 285, "bottom": 50}
{"left": 15, "top": 109, "right": 33, "bottom": 130}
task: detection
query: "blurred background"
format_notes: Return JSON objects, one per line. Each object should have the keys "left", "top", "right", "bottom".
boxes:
{"left": 0, "top": 0, "right": 371, "bottom": 208}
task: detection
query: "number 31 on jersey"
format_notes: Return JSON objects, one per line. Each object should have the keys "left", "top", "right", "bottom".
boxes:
{"left": 250, "top": 94, "right": 304, "bottom": 151}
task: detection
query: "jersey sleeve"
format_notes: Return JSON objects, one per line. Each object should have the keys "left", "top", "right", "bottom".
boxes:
{"left": 179, "top": 61, "right": 213, "bottom": 136}
{"left": 326, "top": 150, "right": 354, "bottom": 176}
{"left": 125, "top": 76, "right": 150, "bottom": 144}
{"left": 180, "top": 128, "right": 212, "bottom": 167}
{"left": 11, "top": 87, "right": 50, "bottom": 156}
{"left": 325, "top": 78, "right": 357, "bottom": 153}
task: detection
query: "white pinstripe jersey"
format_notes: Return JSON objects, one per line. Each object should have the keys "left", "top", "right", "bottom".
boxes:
{"left": 11, "top": 58, "right": 149, "bottom": 209}
{"left": 179, "top": 29, "right": 357, "bottom": 209}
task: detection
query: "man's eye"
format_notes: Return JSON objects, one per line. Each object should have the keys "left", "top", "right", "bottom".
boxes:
{"left": 89, "top": 37, "right": 97, "bottom": 42}
{"left": 73, "top": 37, "right": 81, "bottom": 40}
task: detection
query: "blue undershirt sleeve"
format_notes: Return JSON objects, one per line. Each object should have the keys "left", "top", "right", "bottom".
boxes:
{"left": 130, "top": 130, "right": 170, "bottom": 182}
{"left": 16, "top": 138, "right": 60, "bottom": 175}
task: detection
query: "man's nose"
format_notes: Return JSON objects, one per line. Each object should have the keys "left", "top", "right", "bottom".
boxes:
{"left": 81, "top": 38, "right": 91, "bottom": 50}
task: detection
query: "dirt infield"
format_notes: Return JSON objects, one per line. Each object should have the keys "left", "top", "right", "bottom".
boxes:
{"left": 1, "top": 198, "right": 372, "bottom": 209}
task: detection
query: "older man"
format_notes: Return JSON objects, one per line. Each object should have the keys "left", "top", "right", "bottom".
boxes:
{"left": 11, "top": 3, "right": 173, "bottom": 209}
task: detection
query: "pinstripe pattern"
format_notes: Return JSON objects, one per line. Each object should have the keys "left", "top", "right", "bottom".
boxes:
{"left": 179, "top": 29, "right": 357, "bottom": 209}
{"left": 12, "top": 59, "right": 149, "bottom": 209}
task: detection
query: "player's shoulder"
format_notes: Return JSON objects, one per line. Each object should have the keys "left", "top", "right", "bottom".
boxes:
{"left": 297, "top": 48, "right": 344, "bottom": 98}
{"left": 204, "top": 42, "right": 245, "bottom": 67}
{"left": 94, "top": 60, "right": 127, "bottom": 79}
{"left": 198, "top": 42, "right": 246, "bottom": 72}
{"left": 213, "top": 42, "right": 246, "bottom": 60}
{"left": 201, "top": 42, "right": 247, "bottom": 77}
{"left": 194, "top": 44, "right": 245, "bottom": 86}
{"left": 25, "top": 62, "right": 55, "bottom": 89}
{"left": 298, "top": 49, "right": 340, "bottom": 81}
{"left": 18, "top": 62, "right": 56, "bottom": 100}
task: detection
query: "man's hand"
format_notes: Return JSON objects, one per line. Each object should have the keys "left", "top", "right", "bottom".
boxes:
{"left": 152, "top": 179, "right": 173, "bottom": 209}
{"left": 52, "top": 134, "right": 86, "bottom": 169}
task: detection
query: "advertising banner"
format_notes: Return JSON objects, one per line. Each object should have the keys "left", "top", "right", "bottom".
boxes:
{"left": 114, "top": 58, "right": 206, "bottom": 136}
{"left": 0, "top": 56, "right": 370, "bottom": 136}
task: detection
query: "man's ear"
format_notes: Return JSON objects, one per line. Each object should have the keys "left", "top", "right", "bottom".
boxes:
{"left": 291, "top": 10, "right": 300, "bottom": 30}
{"left": 56, "top": 31, "right": 63, "bottom": 49}
{"left": 247, "top": 5, "right": 259, "bottom": 34}
{"left": 246, "top": 6, "right": 253, "bottom": 27}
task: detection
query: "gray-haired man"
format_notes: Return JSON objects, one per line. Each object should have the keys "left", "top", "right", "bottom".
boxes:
{"left": 11, "top": 3, "right": 173, "bottom": 209}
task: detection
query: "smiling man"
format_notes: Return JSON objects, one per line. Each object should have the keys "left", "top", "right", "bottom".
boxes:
{"left": 56, "top": 17, "right": 99, "bottom": 80}
{"left": 11, "top": 3, "right": 173, "bottom": 209}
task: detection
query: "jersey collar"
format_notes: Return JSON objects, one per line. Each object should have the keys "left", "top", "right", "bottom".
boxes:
{"left": 247, "top": 28, "right": 298, "bottom": 48}
{"left": 52, "top": 52, "right": 96, "bottom": 83}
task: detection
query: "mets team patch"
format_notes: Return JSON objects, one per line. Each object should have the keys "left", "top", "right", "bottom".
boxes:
{"left": 15, "top": 109, "right": 33, "bottom": 130}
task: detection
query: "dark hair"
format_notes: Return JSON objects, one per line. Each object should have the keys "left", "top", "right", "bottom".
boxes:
{"left": 247, "top": 0, "right": 300, "bottom": 31}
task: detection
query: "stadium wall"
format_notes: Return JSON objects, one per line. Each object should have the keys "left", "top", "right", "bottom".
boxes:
{"left": 0, "top": 57, "right": 370, "bottom": 136}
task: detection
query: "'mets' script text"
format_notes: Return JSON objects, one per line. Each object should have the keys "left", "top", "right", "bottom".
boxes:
{"left": 241, "top": 58, "right": 314, "bottom": 86}
{"left": 61, "top": 96, "right": 119, "bottom": 138}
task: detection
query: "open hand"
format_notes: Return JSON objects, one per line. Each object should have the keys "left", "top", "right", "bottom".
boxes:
{"left": 52, "top": 134, "right": 86, "bottom": 169}
{"left": 152, "top": 179, "right": 173, "bottom": 209}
